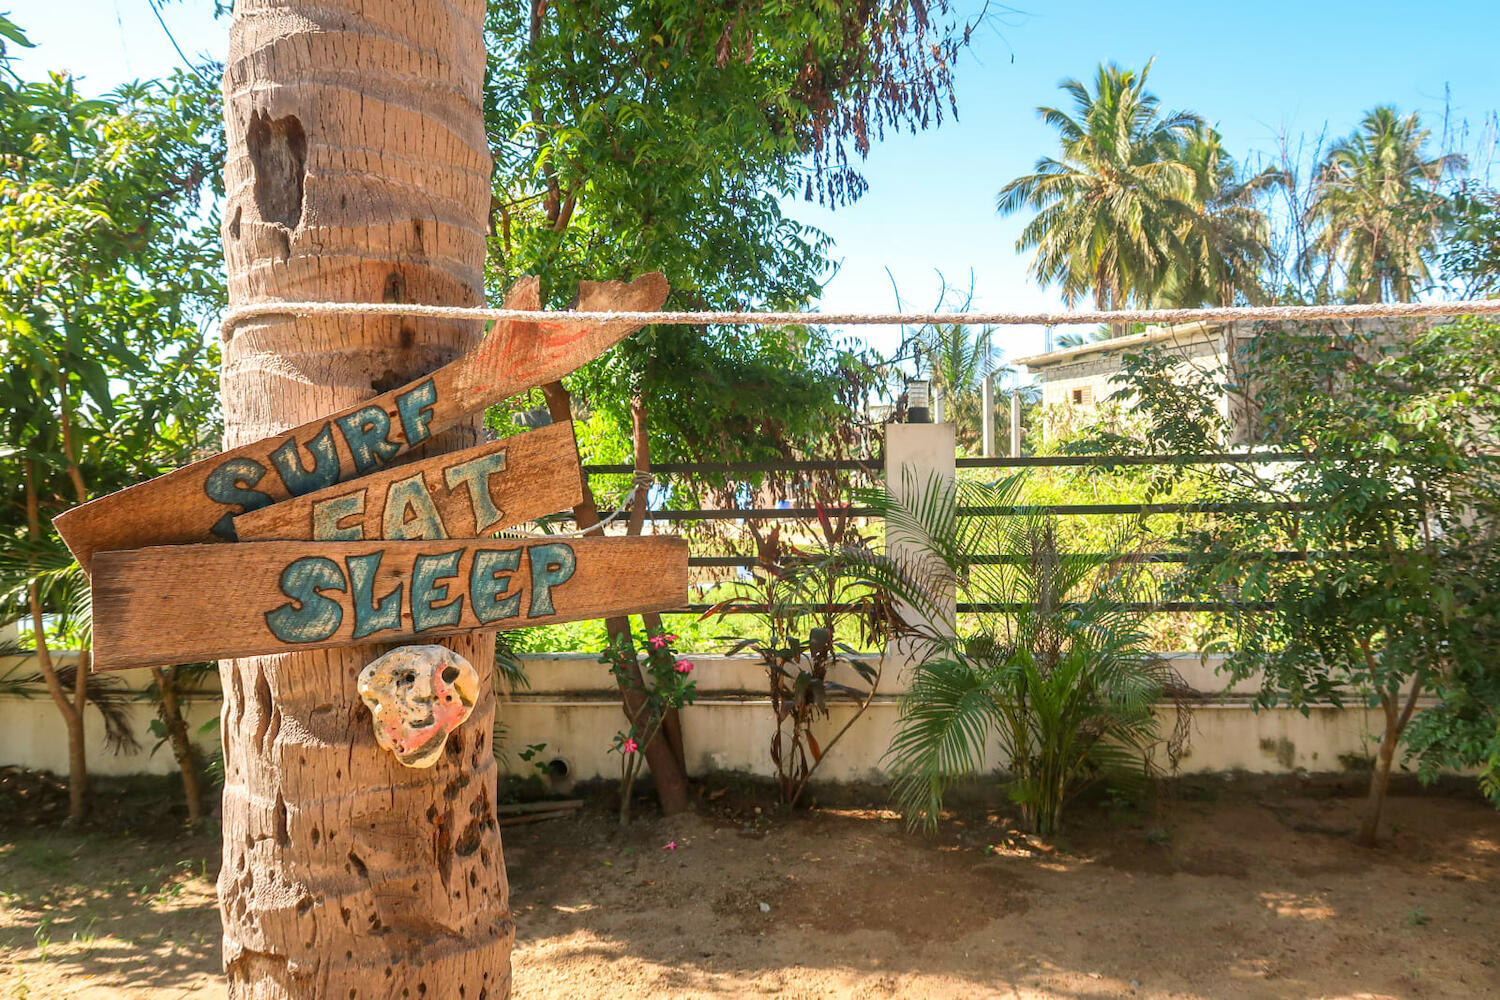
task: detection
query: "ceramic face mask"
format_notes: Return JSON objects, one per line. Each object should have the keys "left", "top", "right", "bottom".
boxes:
{"left": 356, "top": 645, "right": 479, "bottom": 768}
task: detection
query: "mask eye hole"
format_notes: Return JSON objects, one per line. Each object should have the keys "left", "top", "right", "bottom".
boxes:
{"left": 441, "top": 666, "right": 460, "bottom": 684}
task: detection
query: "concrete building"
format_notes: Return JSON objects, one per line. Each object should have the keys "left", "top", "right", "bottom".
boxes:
{"left": 1014, "top": 318, "right": 1434, "bottom": 444}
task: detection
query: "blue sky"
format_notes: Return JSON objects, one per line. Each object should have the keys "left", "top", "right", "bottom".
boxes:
{"left": 9, "top": 0, "right": 1500, "bottom": 363}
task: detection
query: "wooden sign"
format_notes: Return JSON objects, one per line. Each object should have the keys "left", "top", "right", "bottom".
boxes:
{"left": 54, "top": 273, "right": 668, "bottom": 571}
{"left": 233, "top": 422, "right": 581, "bottom": 542}
{"left": 90, "top": 536, "right": 687, "bottom": 670}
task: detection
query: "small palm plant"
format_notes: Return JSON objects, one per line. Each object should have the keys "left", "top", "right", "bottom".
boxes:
{"left": 841, "top": 471, "right": 1188, "bottom": 834}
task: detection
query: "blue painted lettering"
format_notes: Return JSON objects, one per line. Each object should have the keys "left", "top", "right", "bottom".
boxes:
{"left": 311, "top": 491, "right": 366, "bottom": 541}
{"left": 265, "top": 557, "right": 346, "bottom": 643}
{"left": 443, "top": 451, "right": 508, "bottom": 534}
{"left": 335, "top": 405, "right": 400, "bottom": 474}
{"left": 411, "top": 550, "right": 464, "bottom": 631}
{"left": 470, "top": 548, "right": 522, "bottom": 624}
{"left": 527, "top": 542, "right": 577, "bottom": 618}
{"left": 205, "top": 458, "right": 273, "bottom": 541}
{"left": 270, "top": 423, "right": 341, "bottom": 496}
{"left": 347, "top": 552, "right": 402, "bottom": 639}
{"left": 395, "top": 378, "right": 438, "bottom": 446}
{"left": 383, "top": 475, "right": 447, "bottom": 540}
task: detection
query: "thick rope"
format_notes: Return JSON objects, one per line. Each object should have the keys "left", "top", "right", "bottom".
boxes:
{"left": 223, "top": 297, "right": 1500, "bottom": 331}
{"left": 495, "top": 471, "right": 654, "bottom": 539}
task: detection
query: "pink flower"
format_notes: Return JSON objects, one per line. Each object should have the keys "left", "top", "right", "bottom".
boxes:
{"left": 663, "top": 841, "right": 678, "bottom": 851}
{"left": 647, "top": 635, "right": 668, "bottom": 649}
{"left": 622, "top": 737, "right": 638, "bottom": 753}
{"left": 665, "top": 634, "right": 679, "bottom": 643}
{"left": 674, "top": 659, "right": 693, "bottom": 674}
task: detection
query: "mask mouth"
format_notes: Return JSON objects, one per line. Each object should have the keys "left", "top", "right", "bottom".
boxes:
{"left": 403, "top": 711, "right": 438, "bottom": 730}
{"left": 393, "top": 727, "right": 450, "bottom": 767}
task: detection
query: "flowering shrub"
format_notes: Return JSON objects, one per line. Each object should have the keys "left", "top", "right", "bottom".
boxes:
{"left": 600, "top": 628, "right": 698, "bottom": 820}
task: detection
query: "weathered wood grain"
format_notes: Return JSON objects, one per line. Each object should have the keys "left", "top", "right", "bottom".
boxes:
{"left": 52, "top": 273, "right": 667, "bottom": 572}
{"left": 91, "top": 536, "right": 687, "bottom": 671}
{"left": 233, "top": 421, "right": 581, "bottom": 542}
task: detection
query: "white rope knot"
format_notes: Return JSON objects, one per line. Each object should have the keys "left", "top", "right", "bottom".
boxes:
{"left": 498, "top": 468, "right": 655, "bottom": 539}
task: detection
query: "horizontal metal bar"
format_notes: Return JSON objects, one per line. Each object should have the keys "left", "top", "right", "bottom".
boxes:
{"left": 955, "top": 601, "right": 1274, "bottom": 613}
{"left": 958, "top": 502, "right": 1302, "bottom": 516}
{"left": 691, "top": 550, "right": 1409, "bottom": 568}
{"left": 585, "top": 452, "right": 1497, "bottom": 476}
{"left": 583, "top": 459, "right": 881, "bottom": 475}
{"left": 544, "top": 501, "right": 1307, "bottom": 522}
{"left": 681, "top": 601, "right": 1273, "bottom": 614}
{"left": 955, "top": 452, "right": 1312, "bottom": 468}
{"left": 637, "top": 507, "right": 881, "bottom": 521}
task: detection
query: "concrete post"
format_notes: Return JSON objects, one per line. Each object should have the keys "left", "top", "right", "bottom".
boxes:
{"left": 981, "top": 374, "right": 995, "bottom": 457}
{"left": 883, "top": 423, "right": 957, "bottom": 681}
{"left": 1010, "top": 392, "right": 1022, "bottom": 457}
{"left": 932, "top": 384, "right": 945, "bottom": 425}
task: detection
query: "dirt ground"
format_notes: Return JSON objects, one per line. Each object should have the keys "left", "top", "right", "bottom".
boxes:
{"left": 1, "top": 775, "right": 1498, "bottom": 1000}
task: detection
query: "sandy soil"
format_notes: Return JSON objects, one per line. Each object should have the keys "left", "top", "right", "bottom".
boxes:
{"left": 2, "top": 780, "right": 1498, "bottom": 999}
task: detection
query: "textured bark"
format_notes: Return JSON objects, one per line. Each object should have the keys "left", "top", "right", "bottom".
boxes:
{"left": 25, "top": 460, "right": 88, "bottom": 822}
{"left": 540, "top": 383, "right": 692, "bottom": 816}
{"left": 150, "top": 666, "right": 204, "bottom": 826}
{"left": 218, "top": 2, "right": 511, "bottom": 998}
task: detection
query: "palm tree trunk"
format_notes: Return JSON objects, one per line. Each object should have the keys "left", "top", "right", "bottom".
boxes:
{"left": 217, "top": 2, "right": 510, "bottom": 997}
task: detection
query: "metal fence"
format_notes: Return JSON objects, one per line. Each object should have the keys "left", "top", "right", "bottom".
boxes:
{"left": 569, "top": 450, "right": 1353, "bottom": 616}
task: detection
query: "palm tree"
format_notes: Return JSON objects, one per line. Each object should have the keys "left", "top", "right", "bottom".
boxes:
{"left": 1168, "top": 125, "right": 1285, "bottom": 306}
{"left": 1304, "top": 106, "right": 1464, "bottom": 302}
{"left": 997, "top": 60, "right": 1202, "bottom": 311}
{"left": 837, "top": 472, "right": 1187, "bottom": 834}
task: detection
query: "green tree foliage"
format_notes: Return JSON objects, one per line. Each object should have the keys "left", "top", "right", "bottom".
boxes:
{"left": 0, "top": 19, "right": 224, "bottom": 819}
{"left": 1440, "top": 185, "right": 1500, "bottom": 297}
{"left": 483, "top": 0, "right": 977, "bottom": 466}
{"left": 1094, "top": 319, "right": 1500, "bottom": 842}
{"left": 998, "top": 60, "right": 1201, "bottom": 310}
{"left": 1167, "top": 125, "right": 1284, "bottom": 306}
{"left": 1303, "top": 106, "right": 1464, "bottom": 303}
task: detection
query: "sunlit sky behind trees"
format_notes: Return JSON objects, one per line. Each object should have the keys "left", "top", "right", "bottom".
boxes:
{"left": 11, "top": 0, "right": 1500, "bottom": 361}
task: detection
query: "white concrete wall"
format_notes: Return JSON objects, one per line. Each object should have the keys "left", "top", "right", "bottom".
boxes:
{"left": 0, "top": 651, "right": 1401, "bottom": 783}
{"left": 0, "top": 653, "right": 221, "bottom": 776}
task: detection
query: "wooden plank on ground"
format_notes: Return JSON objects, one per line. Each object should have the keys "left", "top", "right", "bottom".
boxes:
{"left": 91, "top": 536, "right": 687, "bottom": 671}
{"left": 233, "top": 422, "right": 581, "bottom": 542}
{"left": 54, "top": 273, "right": 667, "bottom": 571}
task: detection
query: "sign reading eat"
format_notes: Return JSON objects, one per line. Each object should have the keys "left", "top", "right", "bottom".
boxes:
{"left": 233, "top": 421, "right": 581, "bottom": 542}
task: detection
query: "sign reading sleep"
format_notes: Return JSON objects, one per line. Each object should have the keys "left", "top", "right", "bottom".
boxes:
{"left": 90, "top": 536, "right": 688, "bottom": 671}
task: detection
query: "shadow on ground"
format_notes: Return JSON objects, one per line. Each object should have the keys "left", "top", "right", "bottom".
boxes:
{"left": 500, "top": 779, "right": 1500, "bottom": 1000}
{"left": 2, "top": 772, "right": 1498, "bottom": 999}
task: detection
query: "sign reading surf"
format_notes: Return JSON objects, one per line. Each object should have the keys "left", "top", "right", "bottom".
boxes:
{"left": 90, "top": 536, "right": 687, "bottom": 671}
{"left": 53, "top": 273, "right": 667, "bottom": 572}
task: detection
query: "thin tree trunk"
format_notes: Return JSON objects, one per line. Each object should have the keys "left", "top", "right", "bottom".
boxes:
{"left": 217, "top": 3, "right": 510, "bottom": 997}
{"left": 151, "top": 666, "right": 204, "bottom": 826}
{"left": 625, "top": 396, "right": 687, "bottom": 775}
{"left": 628, "top": 397, "right": 685, "bottom": 774}
{"left": 1356, "top": 675, "right": 1424, "bottom": 848}
{"left": 540, "top": 383, "right": 691, "bottom": 815}
{"left": 24, "top": 459, "right": 87, "bottom": 822}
